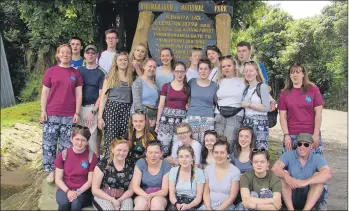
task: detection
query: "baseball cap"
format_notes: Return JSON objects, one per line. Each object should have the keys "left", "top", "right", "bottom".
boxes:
{"left": 296, "top": 133, "right": 313, "bottom": 144}
{"left": 84, "top": 45, "right": 97, "bottom": 52}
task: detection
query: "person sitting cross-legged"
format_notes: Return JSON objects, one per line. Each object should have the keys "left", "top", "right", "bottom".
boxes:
{"left": 272, "top": 133, "right": 332, "bottom": 210}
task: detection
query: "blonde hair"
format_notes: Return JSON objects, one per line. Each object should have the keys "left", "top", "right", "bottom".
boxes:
{"left": 243, "top": 61, "right": 265, "bottom": 84}
{"left": 55, "top": 44, "right": 71, "bottom": 62}
{"left": 141, "top": 58, "right": 157, "bottom": 74}
{"left": 105, "top": 52, "right": 133, "bottom": 89}
{"left": 130, "top": 43, "right": 149, "bottom": 62}
{"left": 107, "top": 138, "right": 130, "bottom": 165}
{"left": 187, "top": 48, "right": 203, "bottom": 68}
{"left": 216, "top": 57, "right": 239, "bottom": 83}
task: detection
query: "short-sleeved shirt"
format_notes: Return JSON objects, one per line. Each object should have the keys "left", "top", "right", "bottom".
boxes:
{"left": 155, "top": 66, "right": 174, "bottom": 89}
{"left": 136, "top": 158, "right": 171, "bottom": 190}
{"left": 96, "top": 157, "right": 135, "bottom": 191}
{"left": 54, "top": 148, "right": 98, "bottom": 190}
{"left": 169, "top": 166, "right": 205, "bottom": 197}
{"left": 229, "top": 152, "right": 253, "bottom": 174}
{"left": 204, "top": 163, "right": 241, "bottom": 202}
{"left": 187, "top": 79, "right": 217, "bottom": 117}
{"left": 171, "top": 140, "right": 202, "bottom": 164}
{"left": 129, "top": 132, "right": 157, "bottom": 161}
{"left": 70, "top": 58, "right": 84, "bottom": 69}
{"left": 240, "top": 170, "right": 282, "bottom": 196}
{"left": 160, "top": 83, "right": 188, "bottom": 110}
{"left": 279, "top": 150, "right": 327, "bottom": 180}
{"left": 278, "top": 86, "right": 323, "bottom": 135}
{"left": 141, "top": 79, "right": 159, "bottom": 106}
{"left": 42, "top": 65, "right": 84, "bottom": 116}
{"left": 98, "top": 51, "right": 117, "bottom": 73}
{"left": 78, "top": 66, "right": 105, "bottom": 105}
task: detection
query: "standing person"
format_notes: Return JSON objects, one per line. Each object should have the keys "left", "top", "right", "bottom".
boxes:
{"left": 97, "top": 52, "right": 133, "bottom": 158}
{"left": 184, "top": 59, "right": 218, "bottom": 144}
{"left": 132, "top": 58, "right": 159, "bottom": 127}
{"left": 238, "top": 150, "right": 282, "bottom": 210}
{"left": 69, "top": 37, "right": 84, "bottom": 69}
{"left": 128, "top": 110, "right": 157, "bottom": 162}
{"left": 186, "top": 47, "right": 203, "bottom": 81}
{"left": 130, "top": 43, "right": 149, "bottom": 77}
{"left": 241, "top": 61, "right": 270, "bottom": 149}
{"left": 205, "top": 45, "right": 222, "bottom": 82}
{"left": 236, "top": 41, "right": 269, "bottom": 84}
{"left": 40, "top": 44, "right": 83, "bottom": 183}
{"left": 78, "top": 45, "right": 105, "bottom": 157}
{"left": 132, "top": 141, "right": 171, "bottom": 210}
{"left": 215, "top": 55, "right": 245, "bottom": 149}
{"left": 272, "top": 133, "right": 332, "bottom": 210}
{"left": 98, "top": 29, "right": 118, "bottom": 73}
{"left": 155, "top": 47, "right": 175, "bottom": 89}
{"left": 168, "top": 145, "right": 205, "bottom": 211}
{"left": 155, "top": 62, "right": 190, "bottom": 157}
{"left": 229, "top": 127, "right": 254, "bottom": 174}
{"left": 200, "top": 140, "right": 241, "bottom": 210}
{"left": 92, "top": 138, "right": 135, "bottom": 210}
{"left": 54, "top": 125, "right": 98, "bottom": 211}
{"left": 168, "top": 123, "right": 202, "bottom": 167}
{"left": 278, "top": 63, "right": 324, "bottom": 155}
{"left": 201, "top": 130, "right": 218, "bottom": 168}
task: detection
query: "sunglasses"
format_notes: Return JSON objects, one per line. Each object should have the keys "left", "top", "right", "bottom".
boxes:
{"left": 290, "top": 68, "right": 303, "bottom": 74}
{"left": 219, "top": 55, "right": 233, "bottom": 61}
{"left": 192, "top": 47, "right": 202, "bottom": 51}
{"left": 133, "top": 109, "right": 145, "bottom": 114}
{"left": 204, "top": 129, "right": 218, "bottom": 136}
{"left": 244, "top": 60, "right": 256, "bottom": 66}
{"left": 252, "top": 148, "right": 267, "bottom": 153}
{"left": 297, "top": 142, "right": 310, "bottom": 148}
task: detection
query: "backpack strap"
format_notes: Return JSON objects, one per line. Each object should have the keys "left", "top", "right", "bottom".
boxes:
{"left": 62, "top": 149, "right": 68, "bottom": 161}
{"left": 242, "top": 85, "right": 250, "bottom": 99}
{"left": 256, "top": 82, "right": 263, "bottom": 103}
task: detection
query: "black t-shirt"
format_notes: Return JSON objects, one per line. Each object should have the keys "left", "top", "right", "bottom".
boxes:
{"left": 78, "top": 66, "right": 105, "bottom": 105}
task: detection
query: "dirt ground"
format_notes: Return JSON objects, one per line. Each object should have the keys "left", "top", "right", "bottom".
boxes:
{"left": 269, "top": 109, "right": 348, "bottom": 210}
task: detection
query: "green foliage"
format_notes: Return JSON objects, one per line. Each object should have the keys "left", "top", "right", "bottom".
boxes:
{"left": 19, "top": 72, "right": 45, "bottom": 102}
{"left": 0, "top": 101, "right": 41, "bottom": 129}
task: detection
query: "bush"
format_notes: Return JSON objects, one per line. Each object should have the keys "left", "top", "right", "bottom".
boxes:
{"left": 18, "top": 72, "right": 44, "bottom": 102}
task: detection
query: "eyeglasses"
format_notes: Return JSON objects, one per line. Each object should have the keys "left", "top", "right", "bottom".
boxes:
{"left": 204, "top": 130, "right": 218, "bottom": 136}
{"left": 106, "top": 37, "right": 118, "bottom": 40}
{"left": 252, "top": 148, "right": 267, "bottom": 152}
{"left": 297, "top": 142, "right": 310, "bottom": 148}
{"left": 244, "top": 60, "right": 256, "bottom": 66}
{"left": 174, "top": 70, "right": 186, "bottom": 75}
{"left": 177, "top": 131, "right": 190, "bottom": 136}
{"left": 219, "top": 55, "right": 233, "bottom": 61}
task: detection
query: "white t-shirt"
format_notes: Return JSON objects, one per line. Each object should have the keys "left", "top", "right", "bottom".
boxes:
{"left": 208, "top": 67, "right": 218, "bottom": 82}
{"left": 186, "top": 67, "right": 199, "bottom": 82}
{"left": 171, "top": 140, "right": 202, "bottom": 164}
{"left": 98, "top": 51, "right": 117, "bottom": 73}
{"left": 215, "top": 77, "right": 246, "bottom": 116}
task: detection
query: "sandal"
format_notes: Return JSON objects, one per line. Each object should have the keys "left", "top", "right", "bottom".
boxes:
{"left": 46, "top": 171, "right": 55, "bottom": 183}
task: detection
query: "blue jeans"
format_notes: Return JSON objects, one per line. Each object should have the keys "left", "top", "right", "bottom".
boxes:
{"left": 56, "top": 188, "right": 92, "bottom": 211}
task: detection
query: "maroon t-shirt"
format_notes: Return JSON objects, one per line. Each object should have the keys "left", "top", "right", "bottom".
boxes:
{"left": 42, "top": 65, "right": 83, "bottom": 116}
{"left": 160, "top": 83, "right": 188, "bottom": 110}
{"left": 278, "top": 85, "right": 323, "bottom": 135}
{"left": 54, "top": 148, "right": 98, "bottom": 190}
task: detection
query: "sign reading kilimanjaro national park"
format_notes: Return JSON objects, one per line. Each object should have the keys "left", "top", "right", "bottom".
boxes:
{"left": 138, "top": 0, "right": 233, "bottom": 65}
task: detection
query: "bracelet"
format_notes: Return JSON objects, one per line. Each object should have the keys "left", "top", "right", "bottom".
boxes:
{"left": 284, "top": 133, "right": 289, "bottom": 137}
{"left": 174, "top": 201, "right": 178, "bottom": 206}
{"left": 75, "top": 113, "right": 80, "bottom": 116}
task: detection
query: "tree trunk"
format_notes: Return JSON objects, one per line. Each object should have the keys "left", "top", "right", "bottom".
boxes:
{"left": 215, "top": 13, "right": 232, "bottom": 55}
{"left": 130, "top": 11, "right": 154, "bottom": 54}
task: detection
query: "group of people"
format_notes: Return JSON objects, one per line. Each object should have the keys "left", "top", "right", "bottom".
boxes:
{"left": 39, "top": 28, "right": 332, "bottom": 210}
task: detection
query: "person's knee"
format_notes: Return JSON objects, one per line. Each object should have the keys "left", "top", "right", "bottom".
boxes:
{"left": 134, "top": 197, "right": 148, "bottom": 210}
{"left": 150, "top": 196, "right": 166, "bottom": 209}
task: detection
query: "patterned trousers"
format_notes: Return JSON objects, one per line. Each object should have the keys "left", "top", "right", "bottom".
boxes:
{"left": 93, "top": 196, "right": 133, "bottom": 210}
{"left": 242, "top": 115, "right": 269, "bottom": 149}
{"left": 184, "top": 115, "right": 215, "bottom": 144}
{"left": 42, "top": 116, "right": 73, "bottom": 171}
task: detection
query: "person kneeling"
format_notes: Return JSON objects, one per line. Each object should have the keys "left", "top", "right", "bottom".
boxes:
{"left": 91, "top": 138, "right": 135, "bottom": 210}
{"left": 272, "top": 133, "right": 332, "bottom": 210}
{"left": 54, "top": 125, "right": 98, "bottom": 211}
{"left": 239, "top": 149, "right": 282, "bottom": 210}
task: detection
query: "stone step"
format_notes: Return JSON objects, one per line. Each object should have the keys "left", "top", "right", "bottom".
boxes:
{"left": 38, "top": 179, "right": 96, "bottom": 210}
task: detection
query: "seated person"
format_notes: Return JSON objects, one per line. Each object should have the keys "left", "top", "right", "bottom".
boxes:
{"left": 54, "top": 125, "right": 98, "bottom": 211}
{"left": 272, "top": 133, "right": 332, "bottom": 210}
{"left": 168, "top": 145, "right": 205, "bottom": 211}
{"left": 201, "top": 130, "right": 219, "bottom": 168}
{"left": 230, "top": 127, "right": 254, "bottom": 174}
{"left": 168, "top": 123, "right": 202, "bottom": 167}
{"left": 92, "top": 138, "right": 135, "bottom": 210}
{"left": 239, "top": 149, "right": 282, "bottom": 210}
{"left": 200, "top": 140, "right": 241, "bottom": 210}
{"left": 133, "top": 141, "right": 171, "bottom": 210}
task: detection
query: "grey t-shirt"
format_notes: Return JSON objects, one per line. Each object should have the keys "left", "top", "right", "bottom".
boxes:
{"left": 229, "top": 152, "right": 253, "bottom": 174}
{"left": 107, "top": 81, "right": 132, "bottom": 103}
{"left": 136, "top": 158, "right": 171, "bottom": 190}
{"left": 187, "top": 79, "right": 218, "bottom": 117}
{"left": 204, "top": 163, "right": 241, "bottom": 202}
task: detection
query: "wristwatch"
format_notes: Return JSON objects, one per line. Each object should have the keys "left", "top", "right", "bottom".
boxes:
{"left": 91, "top": 110, "right": 97, "bottom": 115}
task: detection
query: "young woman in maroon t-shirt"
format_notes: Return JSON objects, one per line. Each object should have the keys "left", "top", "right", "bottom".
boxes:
{"left": 41, "top": 44, "right": 83, "bottom": 183}
{"left": 278, "top": 63, "right": 324, "bottom": 155}
{"left": 155, "top": 62, "right": 190, "bottom": 157}
{"left": 54, "top": 125, "right": 98, "bottom": 211}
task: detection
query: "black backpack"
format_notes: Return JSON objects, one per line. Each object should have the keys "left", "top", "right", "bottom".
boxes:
{"left": 243, "top": 83, "right": 278, "bottom": 128}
